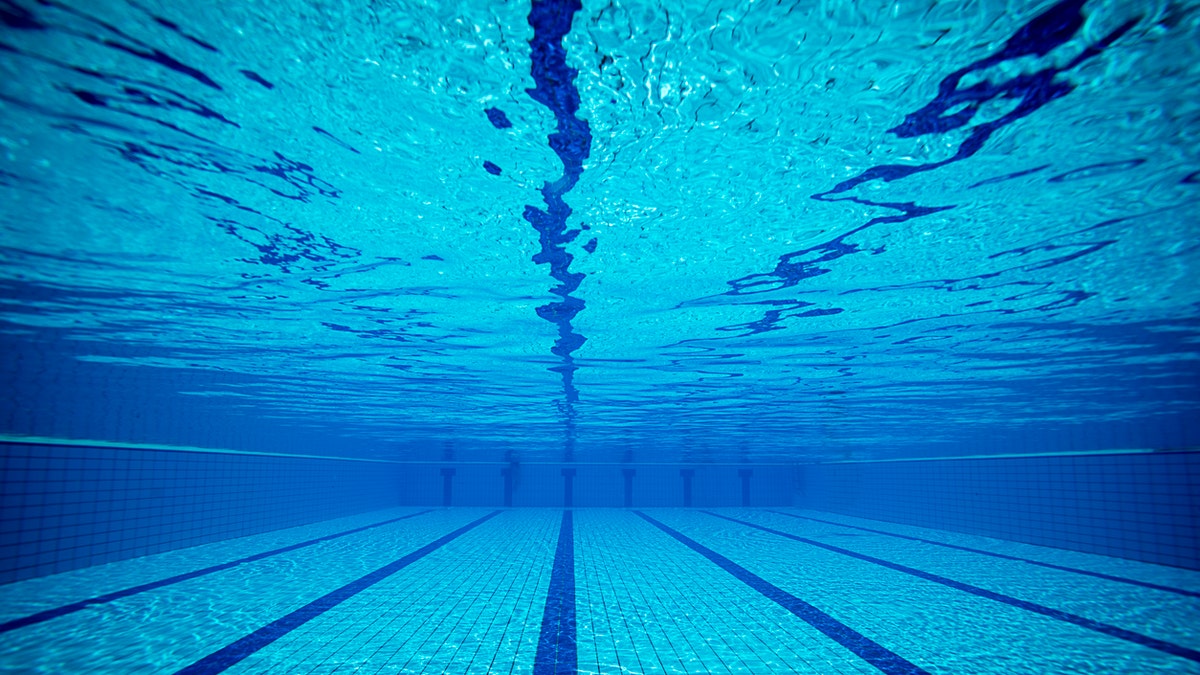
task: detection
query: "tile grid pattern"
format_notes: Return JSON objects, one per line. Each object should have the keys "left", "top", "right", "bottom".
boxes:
{"left": 799, "top": 452, "right": 1200, "bottom": 569}
{"left": 750, "top": 510, "right": 1200, "bottom": 646}
{"left": 0, "top": 443, "right": 402, "bottom": 583}
{"left": 2, "top": 508, "right": 1198, "bottom": 674}
{"left": 0, "top": 509, "right": 434, "bottom": 634}
{"left": 769, "top": 509, "right": 1200, "bottom": 599}
{"left": 179, "top": 511, "right": 504, "bottom": 675}
{"left": 0, "top": 507, "right": 419, "bottom": 625}
{"left": 656, "top": 510, "right": 1200, "bottom": 674}
{"left": 0, "top": 511, "right": 488, "bottom": 673}
{"left": 789, "top": 508, "right": 1200, "bottom": 591}
{"left": 701, "top": 511, "right": 1200, "bottom": 663}
{"left": 574, "top": 510, "right": 876, "bottom": 674}
{"left": 225, "top": 510, "right": 559, "bottom": 675}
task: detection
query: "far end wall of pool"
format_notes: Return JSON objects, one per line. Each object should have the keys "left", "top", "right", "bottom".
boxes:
{"left": 1, "top": 443, "right": 1196, "bottom": 584}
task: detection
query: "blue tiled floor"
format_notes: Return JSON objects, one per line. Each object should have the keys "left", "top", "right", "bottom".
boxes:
{"left": 1, "top": 508, "right": 1197, "bottom": 674}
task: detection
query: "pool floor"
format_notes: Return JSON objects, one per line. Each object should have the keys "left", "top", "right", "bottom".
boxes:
{"left": 1, "top": 508, "right": 1197, "bottom": 674}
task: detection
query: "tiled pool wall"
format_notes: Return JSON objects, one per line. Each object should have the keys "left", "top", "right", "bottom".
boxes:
{"left": 5, "top": 445, "right": 1196, "bottom": 588}
{"left": 0, "top": 448, "right": 798, "bottom": 584}
{"left": 797, "top": 451, "right": 1200, "bottom": 570}
{"left": 0, "top": 443, "right": 403, "bottom": 584}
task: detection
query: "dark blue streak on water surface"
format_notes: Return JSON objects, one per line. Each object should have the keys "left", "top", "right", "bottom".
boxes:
{"left": 312, "top": 125, "right": 361, "bottom": 154}
{"left": 0, "top": 2, "right": 354, "bottom": 281}
{"left": 721, "top": 0, "right": 1139, "bottom": 335}
{"left": 239, "top": 69, "right": 274, "bottom": 89}
{"left": 0, "top": 0, "right": 44, "bottom": 29}
{"left": 0, "top": 39, "right": 235, "bottom": 134}
{"left": 987, "top": 208, "right": 1175, "bottom": 273}
{"left": 22, "top": 0, "right": 224, "bottom": 90}
{"left": 968, "top": 164, "right": 1049, "bottom": 189}
{"left": 733, "top": 199, "right": 950, "bottom": 296}
{"left": 484, "top": 160, "right": 502, "bottom": 175}
{"left": 148, "top": 14, "right": 219, "bottom": 52}
{"left": 8, "top": 18, "right": 354, "bottom": 283}
{"left": 485, "top": 106, "right": 513, "bottom": 129}
{"left": 1047, "top": 158, "right": 1146, "bottom": 183}
{"left": 523, "top": 0, "right": 592, "bottom": 460}
{"left": 882, "top": 0, "right": 1136, "bottom": 152}
{"left": 716, "top": 300, "right": 844, "bottom": 335}
{"left": 719, "top": 199, "right": 950, "bottom": 335}
{"left": 67, "top": 84, "right": 239, "bottom": 129}
{"left": 830, "top": 206, "right": 1185, "bottom": 319}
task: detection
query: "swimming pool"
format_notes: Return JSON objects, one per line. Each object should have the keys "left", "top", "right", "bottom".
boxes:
{"left": 1, "top": 0, "right": 1197, "bottom": 671}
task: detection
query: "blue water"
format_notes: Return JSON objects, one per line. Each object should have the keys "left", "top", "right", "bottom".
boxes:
{"left": 0, "top": 0, "right": 1195, "bottom": 462}
{"left": 0, "top": 0, "right": 1198, "bottom": 672}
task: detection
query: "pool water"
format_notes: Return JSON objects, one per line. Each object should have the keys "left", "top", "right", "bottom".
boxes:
{"left": 1, "top": 0, "right": 1198, "bottom": 672}
{"left": 1, "top": 0, "right": 1196, "bottom": 462}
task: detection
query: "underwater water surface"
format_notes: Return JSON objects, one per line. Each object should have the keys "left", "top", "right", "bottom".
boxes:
{"left": 0, "top": 0, "right": 1196, "bottom": 462}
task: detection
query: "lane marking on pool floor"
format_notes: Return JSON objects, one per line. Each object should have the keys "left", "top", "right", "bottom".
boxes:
{"left": 768, "top": 510, "right": 1200, "bottom": 599}
{"left": 0, "top": 509, "right": 438, "bottom": 634}
{"left": 701, "top": 511, "right": 1200, "bottom": 664}
{"left": 634, "top": 511, "right": 930, "bottom": 675}
{"left": 174, "top": 510, "right": 504, "bottom": 675}
{"left": 534, "top": 510, "right": 576, "bottom": 675}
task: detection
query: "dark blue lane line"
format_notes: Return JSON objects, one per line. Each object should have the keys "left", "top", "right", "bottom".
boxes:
{"left": 534, "top": 510, "right": 576, "bottom": 675}
{"left": 768, "top": 510, "right": 1200, "bottom": 599}
{"left": 703, "top": 511, "right": 1200, "bottom": 664}
{"left": 175, "top": 510, "right": 503, "bottom": 675}
{"left": 0, "top": 509, "right": 437, "bottom": 634}
{"left": 634, "top": 511, "right": 929, "bottom": 675}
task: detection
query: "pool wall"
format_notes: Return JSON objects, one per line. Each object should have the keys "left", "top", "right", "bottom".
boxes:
{"left": 0, "top": 445, "right": 798, "bottom": 584}
{"left": 0, "top": 443, "right": 403, "bottom": 584}
{"left": 8, "top": 443, "right": 1195, "bottom": 589}
{"left": 797, "top": 451, "right": 1200, "bottom": 570}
